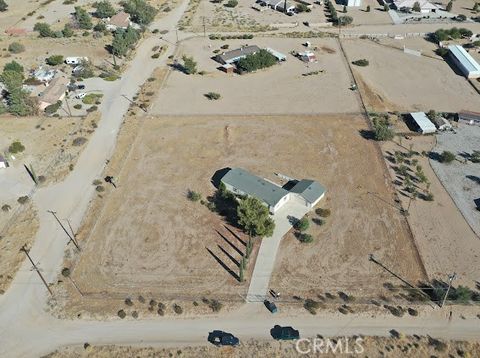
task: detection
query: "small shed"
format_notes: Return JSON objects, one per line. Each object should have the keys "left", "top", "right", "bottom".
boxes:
{"left": 432, "top": 117, "right": 452, "bottom": 131}
{"left": 458, "top": 111, "right": 480, "bottom": 126}
{"left": 448, "top": 45, "right": 480, "bottom": 79}
{"left": 299, "top": 51, "right": 316, "bottom": 63}
{"left": 409, "top": 112, "right": 436, "bottom": 134}
{"left": 266, "top": 48, "right": 287, "bottom": 61}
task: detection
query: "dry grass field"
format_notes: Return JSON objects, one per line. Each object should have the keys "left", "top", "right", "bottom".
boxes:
{"left": 152, "top": 37, "right": 360, "bottom": 115}
{"left": 342, "top": 39, "right": 480, "bottom": 113}
{"left": 59, "top": 113, "right": 425, "bottom": 318}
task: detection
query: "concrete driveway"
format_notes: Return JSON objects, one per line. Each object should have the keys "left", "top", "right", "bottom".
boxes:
{"left": 246, "top": 195, "right": 310, "bottom": 302}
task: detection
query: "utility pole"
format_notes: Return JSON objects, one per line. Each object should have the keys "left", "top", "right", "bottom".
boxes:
{"left": 441, "top": 272, "right": 457, "bottom": 308}
{"left": 64, "top": 96, "right": 72, "bottom": 117}
{"left": 48, "top": 210, "right": 80, "bottom": 250}
{"left": 202, "top": 17, "right": 206, "bottom": 38}
{"left": 20, "top": 245, "right": 53, "bottom": 296}
{"left": 175, "top": 28, "right": 179, "bottom": 43}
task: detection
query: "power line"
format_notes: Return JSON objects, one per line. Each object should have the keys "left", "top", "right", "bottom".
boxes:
{"left": 48, "top": 210, "right": 80, "bottom": 251}
{"left": 20, "top": 244, "right": 53, "bottom": 296}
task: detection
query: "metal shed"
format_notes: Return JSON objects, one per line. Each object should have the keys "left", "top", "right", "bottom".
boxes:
{"left": 410, "top": 112, "right": 437, "bottom": 134}
{"left": 448, "top": 45, "right": 480, "bottom": 79}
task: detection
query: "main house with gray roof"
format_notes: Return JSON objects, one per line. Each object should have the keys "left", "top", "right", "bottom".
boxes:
{"left": 221, "top": 168, "right": 325, "bottom": 214}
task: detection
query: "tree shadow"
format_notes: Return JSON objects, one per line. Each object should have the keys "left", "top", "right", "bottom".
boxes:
{"left": 466, "top": 175, "right": 480, "bottom": 185}
{"left": 428, "top": 151, "right": 442, "bottom": 162}
{"left": 223, "top": 225, "right": 246, "bottom": 247}
{"left": 216, "top": 230, "right": 244, "bottom": 257}
{"left": 206, "top": 247, "right": 240, "bottom": 282}
{"left": 287, "top": 215, "right": 299, "bottom": 226}
{"left": 217, "top": 244, "right": 240, "bottom": 268}
{"left": 359, "top": 129, "right": 375, "bottom": 140}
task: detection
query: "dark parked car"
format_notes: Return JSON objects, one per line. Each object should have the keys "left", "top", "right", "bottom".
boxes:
{"left": 208, "top": 330, "right": 239, "bottom": 346}
{"left": 270, "top": 325, "right": 300, "bottom": 340}
{"left": 77, "top": 84, "right": 85, "bottom": 90}
{"left": 264, "top": 300, "right": 278, "bottom": 313}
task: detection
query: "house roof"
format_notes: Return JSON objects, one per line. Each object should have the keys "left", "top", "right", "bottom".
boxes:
{"left": 410, "top": 112, "right": 437, "bottom": 133}
{"left": 39, "top": 76, "right": 69, "bottom": 105}
{"left": 290, "top": 179, "right": 326, "bottom": 204}
{"left": 217, "top": 46, "right": 261, "bottom": 63}
{"left": 448, "top": 45, "right": 480, "bottom": 74}
{"left": 221, "top": 168, "right": 289, "bottom": 208}
{"left": 33, "top": 67, "right": 56, "bottom": 81}
{"left": 109, "top": 11, "right": 130, "bottom": 28}
{"left": 459, "top": 110, "right": 480, "bottom": 122}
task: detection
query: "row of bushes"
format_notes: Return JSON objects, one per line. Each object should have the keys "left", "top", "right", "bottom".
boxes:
{"left": 209, "top": 33, "right": 254, "bottom": 40}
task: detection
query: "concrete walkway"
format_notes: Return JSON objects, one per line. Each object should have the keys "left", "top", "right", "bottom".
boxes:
{"left": 246, "top": 195, "right": 309, "bottom": 302}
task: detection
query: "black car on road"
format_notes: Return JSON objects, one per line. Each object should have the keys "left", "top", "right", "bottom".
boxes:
{"left": 270, "top": 325, "right": 300, "bottom": 340}
{"left": 208, "top": 330, "right": 240, "bottom": 346}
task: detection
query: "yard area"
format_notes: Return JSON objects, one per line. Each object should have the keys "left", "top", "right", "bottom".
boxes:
{"left": 152, "top": 37, "right": 360, "bottom": 115}
{"left": 342, "top": 39, "right": 480, "bottom": 113}
{"left": 62, "top": 114, "right": 425, "bottom": 317}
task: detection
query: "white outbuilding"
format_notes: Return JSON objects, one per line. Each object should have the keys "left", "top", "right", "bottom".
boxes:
{"left": 409, "top": 112, "right": 437, "bottom": 134}
{"left": 448, "top": 45, "right": 480, "bottom": 79}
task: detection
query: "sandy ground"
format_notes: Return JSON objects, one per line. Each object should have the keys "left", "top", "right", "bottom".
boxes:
{"left": 152, "top": 37, "right": 361, "bottom": 115}
{"left": 342, "top": 38, "right": 480, "bottom": 113}
{"left": 430, "top": 125, "right": 480, "bottom": 237}
{"left": 43, "top": 335, "right": 480, "bottom": 358}
{"left": 379, "top": 122, "right": 480, "bottom": 288}
{"left": 56, "top": 113, "right": 426, "bottom": 320}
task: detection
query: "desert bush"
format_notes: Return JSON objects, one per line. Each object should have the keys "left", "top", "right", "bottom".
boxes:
{"left": 61, "top": 267, "right": 71, "bottom": 277}
{"left": 295, "top": 217, "right": 309, "bottom": 232}
{"left": 1, "top": 204, "right": 11, "bottom": 212}
{"left": 173, "top": 304, "right": 183, "bottom": 314}
{"left": 407, "top": 307, "right": 418, "bottom": 316}
{"left": 187, "top": 190, "right": 201, "bottom": 201}
{"left": 205, "top": 92, "right": 221, "bottom": 100}
{"left": 132, "top": 311, "right": 138, "bottom": 318}
{"left": 298, "top": 233, "right": 313, "bottom": 243}
{"left": 8, "top": 42, "right": 25, "bottom": 54}
{"left": 182, "top": 55, "right": 197, "bottom": 74}
{"left": 73, "top": 104, "right": 82, "bottom": 110}
{"left": 125, "top": 298, "right": 133, "bottom": 306}
{"left": 117, "top": 309, "right": 126, "bottom": 318}
{"left": 315, "top": 208, "right": 331, "bottom": 217}
{"left": 96, "top": 185, "right": 105, "bottom": 192}
{"left": 72, "top": 137, "right": 87, "bottom": 146}
{"left": 44, "top": 100, "right": 62, "bottom": 114}
{"left": 440, "top": 151, "right": 455, "bottom": 164}
{"left": 304, "top": 299, "right": 320, "bottom": 314}
{"left": 17, "top": 196, "right": 29, "bottom": 204}
{"left": 157, "top": 308, "right": 165, "bottom": 316}
{"left": 46, "top": 55, "right": 64, "bottom": 66}
{"left": 208, "top": 299, "right": 223, "bottom": 312}
{"left": 225, "top": 0, "right": 238, "bottom": 7}
{"left": 352, "top": 59, "right": 369, "bottom": 67}
{"left": 9, "top": 141, "right": 25, "bottom": 154}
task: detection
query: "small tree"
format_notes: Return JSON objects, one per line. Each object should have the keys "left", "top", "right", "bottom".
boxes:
{"left": 187, "top": 190, "right": 201, "bottom": 201}
{"left": 352, "top": 59, "right": 369, "bottom": 67}
{"left": 225, "top": 0, "right": 238, "bottom": 7}
{"left": 121, "top": 0, "right": 158, "bottom": 25}
{"left": 446, "top": 0, "right": 453, "bottom": 12}
{"left": 0, "top": 0, "right": 8, "bottom": 12}
{"left": 384, "top": 3, "right": 389, "bottom": 11}
{"left": 182, "top": 55, "right": 197, "bottom": 74}
{"left": 372, "top": 117, "right": 394, "bottom": 141}
{"left": 337, "top": 16, "right": 353, "bottom": 26}
{"left": 440, "top": 151, "right": 455, "bottom": 164}
{"left": 74, "top": 7, "right": 93, "bottom": 29}
{"left": 366, "top": 5, "right": 371, "bottom": 12}
{"left": 412, "top": 1, "right": 421, "bottom": 12}
{"left": 205, "top": 92, "right": 221, "bottom": 100}
{"left": 62, "top": 24, "right": 74, "bottom": 37}
{"left": 95, "top": 0, "right": 116, "bottom": 18}
{"left": 298, "top": 233, "right": 314, "bottom": 243}
{"left": 9, "top": 141, "right": 25, "bottom": 154}
{"left": 46, "top": 55, "right": 64, "bottom": 66}
{"left": 473, "top": 2, "right": 479, "bottom": 12}
{"left": 237, "top": 196, "right": 275, "bottom": 237}
{"left": 8, "top": 42, "right": 25, "bottom": 54}
{"left": 4, "top": 61, "right": 24, "bottom": 74}
{"left": 343, "top": 5, "right": 347, "bottom": 12}
{"left": 34, "top": 22, "right": 54, "bottom": 37}
{"left": 295, "top": 217, "right": 310, "bottom": 232}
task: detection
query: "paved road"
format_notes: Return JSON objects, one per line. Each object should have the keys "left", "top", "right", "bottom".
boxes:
{"left": 247, "top": 195, "right": 310, "bottom": 302}
{"left": 1, "top": 5, "right": 480, "bottom": 357}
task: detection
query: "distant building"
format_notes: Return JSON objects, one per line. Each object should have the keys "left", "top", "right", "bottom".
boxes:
{"left": 393, "top": 0, "right": 439, "bottom": 12}
{"left": 32, "top": 67, "right": 56, "bottom": 83}
{"left": 221, "top": 63, "right": 235, "bottom": 74}
{"left": 106, "top": 11, "right": 131, "bottom": 31}
{"left": 448, "top": 45, "right": 480, "bottom": 79}
{"left": 409, "top": 112, "right": 437, "bottom": 134}
{"left": 458, "top": 111, "right": 480, "bottom": 126}
{"left": 65, "top": 57, "right": 89, "bottom": 65}
{"left": 38, "top": 76, "right": 69, "bottom": 111}
{"left": 215, "top": 46, "right": 261, "bottom": 65}
{"left": 220, "top": 168, "right": 326, "bottom": 214}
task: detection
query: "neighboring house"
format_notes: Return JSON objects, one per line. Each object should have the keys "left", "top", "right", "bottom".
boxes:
{"left": 458, "top": 111, "right": 480, "bottom": 126}
{"left": 32, "top": 67, "right": 56, "bottom": 83}
{"left": 275, "top": 1, "right": 296, "bottom": 13}
{"left": 298, "top": 51, "right": 317, "bottom": 63}
{"left": 215, "top": 46, "right": 261, "bottom": 65}
{"left": 409, "top": 112, "right": 437, "bottom": 134}
{"left": 105, "top": 11, "right": 131, "bottom": 31}
{"left": 220, "top": 168, "right": 326, "bottom": 214}
{"left": 0, "top": 155, "right": 7, "bottom": 169}
{"left": 38, "top": 76, "right": 69, "bottom": 111}
{"left": 432, "top": 117, "right": 452, "bottom": 131}
{"left": 393, "top": 0, "right": 439, "bottom": 13}
{"left": 448, "top": 45, "right": 480, "bottom": 79}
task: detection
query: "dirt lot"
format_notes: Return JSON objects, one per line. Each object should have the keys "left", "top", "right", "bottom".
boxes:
{"left": 342, "top": 39, "right": 480, "bottom": 113}
{"left": 44, "top": 335, "right": 480, "bottom": 358}
{"left": 58, "top": 113, "right": 425, "bottom": 320}
{"left": 152, "top": 37, "right": 360, "bottom": 115}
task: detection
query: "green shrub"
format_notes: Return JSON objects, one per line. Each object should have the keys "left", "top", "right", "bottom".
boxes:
{"left": 298, "top": 233, "right": 313, "bottom": 243}
{"left": 225, "top": 0, "right": 238, "bottom": 7}
{"left": 8, "top": 42, "right": 25, "bottom": 54}
{"left": 9, "top": 141, "right": 25, "bottom": 154}
{"left": 44, "top": 100, "right": 62, "bottom": 114}
{"left": 440, "top": 151, "right": 455, "bottom": 164}
{"left": 205, "top": 92, "right": 221, "bottom": 100}
{"left": 17, "top": 196, "right": 29, "bottom": 204}
{"left": 352, "top": 59, "right": 369, "bottom": 67}
{"left": 182, "top": 55, "right": 197, "bottom": 74}
{"left": 187, "top": 190, "right": 201, "bottom": 201}
{"left": 73, "top": 104, "right": 82, "bottom": 110}
{"left": 117, "top": 309, "right": 126, "bottom": 318}
{"left": 173, "top": 304, "right": 183, "bottom": 314}
{"left": 82, "top": 93, "right": 103, "bottom": 105}
{"left": 315, "top": 208, "right": 331, "bottom": 217}
{"left": 46, "top": 55, "right": 64, "bottom": 66}
{"left": 295, "top": 217, "right": 310, "bottom": 232}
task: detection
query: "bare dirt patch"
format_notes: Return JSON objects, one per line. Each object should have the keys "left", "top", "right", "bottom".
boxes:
{"left": 342, "top": 39, "right": 480, "bottom": 113}
{"left": 152, "top": 37, "right": 360, "bottom": 115}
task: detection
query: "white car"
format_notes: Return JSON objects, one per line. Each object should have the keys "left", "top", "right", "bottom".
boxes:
{"left": 75, "top": 92, "right": 87, "bottom": 99}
